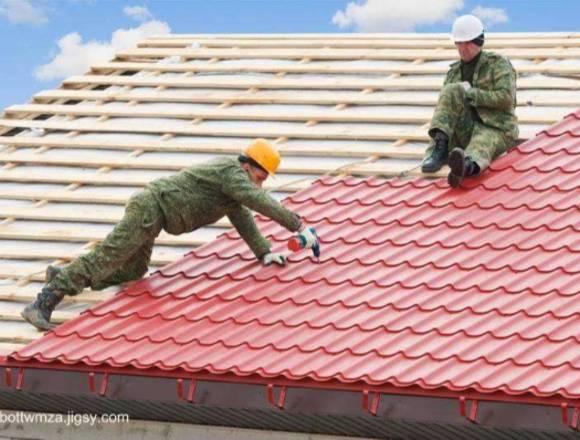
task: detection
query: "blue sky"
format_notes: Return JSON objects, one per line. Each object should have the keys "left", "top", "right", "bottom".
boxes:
{"left": 0, "top": 0, "right": 578, "bottom": 111}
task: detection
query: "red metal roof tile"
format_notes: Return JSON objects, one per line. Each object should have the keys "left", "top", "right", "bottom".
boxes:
{"left": 7, "top": 111, "right": 580, "bottom": 404}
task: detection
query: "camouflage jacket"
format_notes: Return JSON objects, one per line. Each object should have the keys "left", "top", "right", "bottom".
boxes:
{"left": 445, "top": 50, "right": 519, "bottom": 140}
{"left": 148, "top": 157, "right": 302, "bottom": 258}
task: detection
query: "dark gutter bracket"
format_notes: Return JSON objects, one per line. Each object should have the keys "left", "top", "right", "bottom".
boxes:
{"left": 87, "top": 372, "right": 109, "bottom": 396}
{"left": 561, "top": 403, "right": 580, "bottom": 430}
{"left": 362, "top": 389, "right": 381, "bottom": 416}
{"left": 176, "top": 378, "right": 197, "bottom": 403}
{"left": 266, "top": 384, "right": 287, "bottom": 409}
{"left": 459, "top": 396, "right": 479, "bottom": 423}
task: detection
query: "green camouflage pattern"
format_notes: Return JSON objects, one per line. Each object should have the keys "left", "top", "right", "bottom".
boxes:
{"left": 426, "top": 83, "right": 512, "bottom": 170}
{"left": 48, "top": 157, "right": 301, "bottom": 296}
{"left": 48, "top": 189, "right": 164, "bottom": 296}
{"left": 425, "top": 50, "right": 519, "bottom": 170}
{"left": 448, "top": 50, "right": 518, "bottom": 138}
{"left": 148, "top": 157, "right": 300, "bottom": 236}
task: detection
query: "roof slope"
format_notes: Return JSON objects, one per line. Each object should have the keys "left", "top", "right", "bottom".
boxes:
{"left": 8, "top": 109, "right": 580, "bottom": 404}
{"left": 0, "top": 32, "right": 579, "bottom": 353}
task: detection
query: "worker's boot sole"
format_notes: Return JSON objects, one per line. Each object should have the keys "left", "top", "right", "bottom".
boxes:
{"left": 21, "top": 303, "right": 56, "bottom": 331}
{"left": 447, "top": 148, "right": 466, "bottom": 188}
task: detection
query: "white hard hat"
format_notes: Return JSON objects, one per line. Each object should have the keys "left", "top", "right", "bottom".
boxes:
{"left": 451, "top": 15, "right": 484, "bottom": 43}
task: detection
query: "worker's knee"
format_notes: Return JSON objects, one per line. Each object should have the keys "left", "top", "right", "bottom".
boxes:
{"left": 118, "top": 260, "right": 149, "bottom": 285}
{"left": 441, "top": 83, "right": 465, "bottom": 99}
{"left": 125, "top": 190, "right": 164, "bottom": 234}
{"left": 127, "top": 253, "right": 150, "bottom": 278}
{"left": 126, "top": 190, "right": 154, "bottom": 215}
{"left": 434, "top": 84, "right": 468, "bottom": 121}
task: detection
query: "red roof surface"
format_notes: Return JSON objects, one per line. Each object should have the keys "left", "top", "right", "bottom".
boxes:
{"left": 8, "top": 110, "right": 580, "bottom": 403}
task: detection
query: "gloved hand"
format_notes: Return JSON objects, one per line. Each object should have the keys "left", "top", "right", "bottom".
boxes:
{"left": 459, "top": 81, "right": 472, "bottom": 92}
{"left": 299, "top": 227, "right": 318, "bottom": 249}
{"left": 290, "top": 227, "right": 321, "bottom": 259}
{"left": 262, "top": 253, "right": 286, "bottom": 266}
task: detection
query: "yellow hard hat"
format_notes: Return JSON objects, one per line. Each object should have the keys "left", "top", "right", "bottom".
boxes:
{"left": 243, "top": 138, "right": 281, "bottom": 175}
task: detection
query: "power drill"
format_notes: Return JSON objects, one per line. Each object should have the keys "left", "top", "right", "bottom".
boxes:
{"left": 288, "top": 227, "right": 321, "bottom": 259}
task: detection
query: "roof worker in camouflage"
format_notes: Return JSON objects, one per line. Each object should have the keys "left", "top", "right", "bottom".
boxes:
{"left": 421, "top": 14, "right": 519, "bottom": 188}
{"left": 22, "top": 138, "right": 319, "bottom": 331}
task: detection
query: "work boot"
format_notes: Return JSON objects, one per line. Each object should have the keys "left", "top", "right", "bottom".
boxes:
{"left": 21, "top": 287, "right": 64, "bottom": 331}
{"left": 447, "top": 148, "right": 480, "bottom": 188}
{"left": 422, "top": 131, "right": 449, "bottom": 173}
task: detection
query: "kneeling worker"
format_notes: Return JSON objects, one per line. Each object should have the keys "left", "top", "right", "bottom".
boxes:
{"left": 22, "top": 138, "right": 318, "bottom": 331}
{"left": 421, "top": 14, "right": 519, "bottom": 187}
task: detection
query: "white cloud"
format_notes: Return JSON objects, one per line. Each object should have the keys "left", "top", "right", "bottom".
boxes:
{"left": 0, "top": 0, "right": 48, "bottom": 25}
{"left": 333, "top": 0, "right": 464, "bottom": 32}
{"left": 34, "top": 20, "right": 170, "bottom": 81}
{"left": 110, "top": 19, "right": 169, "bottom": 49}
{"left": 123, "top": 5, "right": 152, "bottom": 22}
{"left": 471, "top": 5, "right": 508, "bottom": 28}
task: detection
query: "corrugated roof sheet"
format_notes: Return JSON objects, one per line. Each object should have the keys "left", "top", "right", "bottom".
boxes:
{"left": 7, "top": 109, "right": 580, "bottom": 403}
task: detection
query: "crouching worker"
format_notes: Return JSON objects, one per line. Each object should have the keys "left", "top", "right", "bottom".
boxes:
{"left": 22, "top": 138, "right": 318, "bottom": 331}
{"left": 421, "top": 14, "right": 519, "bottom": 188}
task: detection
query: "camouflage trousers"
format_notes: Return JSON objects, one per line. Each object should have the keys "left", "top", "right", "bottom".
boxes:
{"left": 47, "top": 190, "right": 165, "bottom": 297}
{"left": 426, "top": 83, "right": 514, "bottom": 171}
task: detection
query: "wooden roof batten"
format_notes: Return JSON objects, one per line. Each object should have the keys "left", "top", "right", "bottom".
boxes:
{"left": 0, "top": 32, "right": 579, "bottom": 350}
{"left": 89, "top": 60, "right": 580, "bottom": 77}
{"left": 0, "top": 71, "right": 139, "bottom": 317}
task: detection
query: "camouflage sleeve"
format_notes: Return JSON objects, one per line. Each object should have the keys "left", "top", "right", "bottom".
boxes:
{"left": 464, "top": 58, "right": 516, "bottom": 111}
{"left": 221, "top": 167, "right": 302, "bottom": 233}
{"left": 442, "top": 67, "right": 455, "bottom": 86}
{"left": 226, "top": 205, "right": 271, "bottom": 259}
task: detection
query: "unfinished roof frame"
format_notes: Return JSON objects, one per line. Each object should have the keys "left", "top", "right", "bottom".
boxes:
{"left": 0, "top": 32, "right": 579, "bottom": 352}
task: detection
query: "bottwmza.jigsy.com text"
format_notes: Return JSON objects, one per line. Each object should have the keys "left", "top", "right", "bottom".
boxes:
{"left": 0, "top": 410, "right": 130, "bottom": 427}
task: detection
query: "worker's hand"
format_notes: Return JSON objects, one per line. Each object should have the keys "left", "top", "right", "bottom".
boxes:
{"left": 262, "top": 252, "right": 286, "bottom": 266}
{"left": 300, "top": 227, "right": 319, "bottom": 249}
{"left": 459, "top": 81, "right": 472, "bottom": 92}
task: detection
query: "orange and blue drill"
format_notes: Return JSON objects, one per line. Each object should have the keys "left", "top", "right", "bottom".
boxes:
{"left": 288, "top": 227, "right": 320, "bottom": 260}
